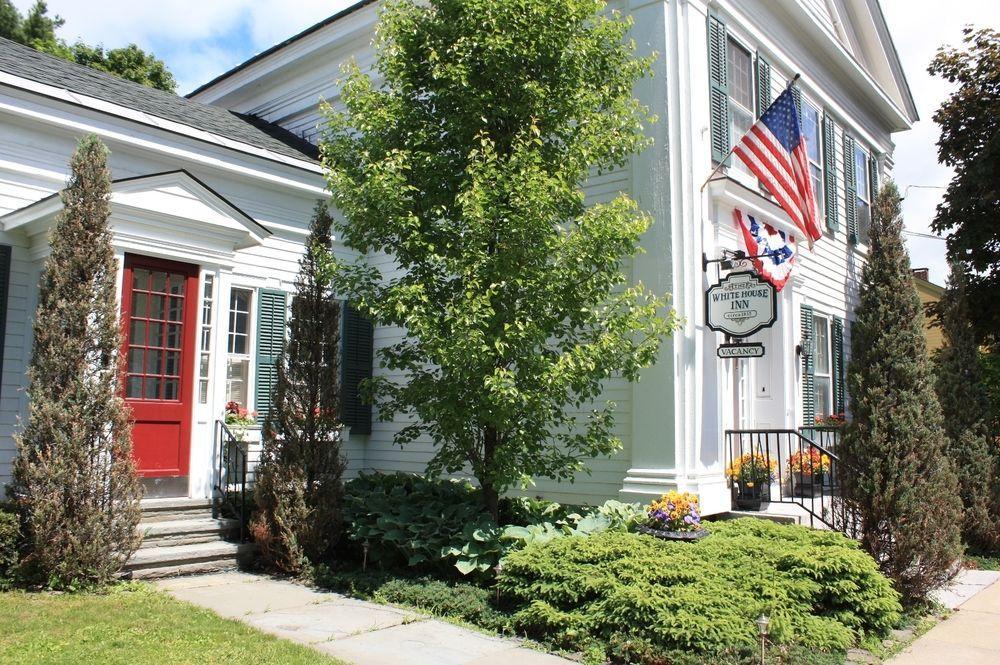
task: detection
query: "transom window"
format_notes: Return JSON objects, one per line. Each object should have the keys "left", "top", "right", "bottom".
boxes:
{"left": 226, "top": 288, "right": 253, "bottom": 408}
{"left": 125, "top": 268, "right": 186, "bottom": 401}
{"left": 801, "top": 100, "right": 824, "bottom": 220}
{"left": 727, "top": 38, "right": 754, "bottom": 176}
{"left": 855, "top": 146, "right": 871, "bottom": 244}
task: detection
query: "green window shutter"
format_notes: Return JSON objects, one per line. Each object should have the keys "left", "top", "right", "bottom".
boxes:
{"left": 801, "top": 305, "right": 816, "bottom": 425}
{"left": 755, "top": 53, "right": 772, "bottom": 118}
{"left": 0, "top": 245, "right": 10, "bottom": 398}
{"left": 254, "top": 289, "right": 287, "bottom": 422}
{"left": 844, "top": 135, "right": 858, "bottom": 244}
{"left": 340, "top": 302, "right": 374, "bottom": 435}
{"left": 708, "top": 12, "right": 730, "bottom": 165}
{"left": 832, "top": 317, "right": 845, "bottom": 415}
{"left": 791, "top": 86, "right": 803, "bottom": 123}
{"left": 822, "top": 113, "right": 838, "bottom": 232}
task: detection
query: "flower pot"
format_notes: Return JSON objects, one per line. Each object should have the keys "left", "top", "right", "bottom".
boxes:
{"left": 733, "top": 483, "right": 770, "bottom": 511}
{"left": 791, "top": 472, "right": 824, "bottom": 497}
{"left": 637, "top": 524, "right": 709, "bottom": 541}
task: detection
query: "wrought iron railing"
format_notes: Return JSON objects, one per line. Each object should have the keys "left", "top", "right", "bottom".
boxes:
{"left": 212, "top": 421, "right": 262, "bottom": 542}
{"left": 798, "top": 425, "right": 843, "bottom": 455}
{"left": 725, "top": 428, "right": 858, "bottom": 536}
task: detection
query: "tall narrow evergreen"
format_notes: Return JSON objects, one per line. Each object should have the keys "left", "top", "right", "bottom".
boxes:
{"left": 12, "top": 135, "right": 142, "bottom": 588}
{"left": 251, "top": 202, "right": 345, "bottom": 573}
{"left": 935, "top": 264, "right": 999, "bottom": 552}
{"left": 842, "top": 180, "right": 963, "bottom": 604}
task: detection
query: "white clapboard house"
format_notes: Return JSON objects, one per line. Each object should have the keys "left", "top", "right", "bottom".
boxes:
{"left": 0, "top": 0, "right": 916, "bottom": 570}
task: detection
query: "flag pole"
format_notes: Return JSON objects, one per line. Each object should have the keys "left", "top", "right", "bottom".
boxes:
{"left": 698, "top": 72, "right": 802, "bottom": 193}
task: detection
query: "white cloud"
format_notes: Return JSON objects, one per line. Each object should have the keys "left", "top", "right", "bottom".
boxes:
{"left": 881, "top": 0, "right": 1000, "bottom": 286}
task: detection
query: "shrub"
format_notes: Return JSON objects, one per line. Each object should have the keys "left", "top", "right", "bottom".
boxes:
{"left": 12, "top": 135, "right": 142, "bottom": 589}
{"left": 499, "top": 519, "right": 901, "bottom": 662}
{"left": 343, "top": 472, "right": 491, "bottom": 572}
{"left": 843, "top": 181, "right": 963, "bottom": 603}
{"left": 313, "top": 568, "right": 508, "bottom": 632}
{"left": 252, "top": 202, "right": 345, "bottom": 574}
{"left": 0, "top": 509, "right": 19, "bottom": 588}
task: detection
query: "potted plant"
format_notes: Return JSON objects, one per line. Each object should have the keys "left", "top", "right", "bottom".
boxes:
{"left": 224, "top": 401, "right": 257, "bottom": 442}
{"left": 638, "top": 491, "right": 708, "bottom": 541}
{"left": 787, "top": 448, "right": 831, "bottom": 497}
{"left": 725, "top": 453, "right": 777, "bottom": 511}
{"left": 814, "top": 413, "right": 846, "bottom": 429}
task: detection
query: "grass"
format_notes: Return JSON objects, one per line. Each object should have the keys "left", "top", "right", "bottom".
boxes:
{"left": 967, "top": 553, "right": 1000, "bottom": 570}
{"left": 0, "top": 583, "right": 343, "bottom": 664}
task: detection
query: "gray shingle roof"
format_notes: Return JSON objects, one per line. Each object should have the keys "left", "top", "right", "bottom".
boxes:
{"left": 0, "top": 36, "right": 318, "bottom": 164}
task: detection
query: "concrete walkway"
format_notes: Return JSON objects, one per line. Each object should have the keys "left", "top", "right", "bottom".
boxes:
{"left": 889, "top": 570, "right": 1000, "bottom": 664}
{"left": 156, "top": 571, "right": 572, "bottom": 665}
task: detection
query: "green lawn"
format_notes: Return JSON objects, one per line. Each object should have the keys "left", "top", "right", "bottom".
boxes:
{"left": 968, "top": 553, "right": 1000, "bottom": 571}
{"left": 0, "top": 583, "right": 343, "bottom": 664}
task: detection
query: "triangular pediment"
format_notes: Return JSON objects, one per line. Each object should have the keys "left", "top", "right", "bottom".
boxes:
{"left": 2, "top": 169, "right": 271, "bottom": 251}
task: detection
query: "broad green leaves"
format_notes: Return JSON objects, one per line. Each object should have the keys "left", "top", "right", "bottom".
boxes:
{"left": 321, "top": 0, "right": 679, "bottom": 502}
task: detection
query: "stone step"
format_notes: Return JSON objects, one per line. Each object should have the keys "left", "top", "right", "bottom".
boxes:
{"left": 124, "top": 541, "right": 255, "bottom": 580}
{"left": 140, "top": 497, "right": 214, "bottom": 522}
{"left": 139, "top": 517, "right": 239, "bottom": 549}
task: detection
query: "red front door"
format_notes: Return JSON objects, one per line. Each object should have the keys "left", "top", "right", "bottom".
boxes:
{"left": 121, "top": 255, "right": 199, "bottom": 478}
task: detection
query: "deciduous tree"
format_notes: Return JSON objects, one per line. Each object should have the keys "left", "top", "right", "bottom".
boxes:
{"left": 0, "top": 0, "right": 176, "bottom": 92}
{"left": 12, "top": 135, "right": 142, "bottom": 588}
{"left": 929, "top": 27, "right": 1000, "bottom": 345}
{"left": 321, "top": 0, "right": 678, "bottom": 519}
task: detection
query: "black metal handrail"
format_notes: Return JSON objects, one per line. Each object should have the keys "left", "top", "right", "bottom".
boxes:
{"left": 798, "top": 425, "right": 843, "bottom": 455}
{"left": 213, "top": 420, "right": 260, "bottom": 542}
{"left": 725, "top": 429, "right": 857, "bottom": 537}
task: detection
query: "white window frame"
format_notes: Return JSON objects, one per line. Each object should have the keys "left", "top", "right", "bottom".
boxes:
{"left": 800, "top": 98, "right": 825, "bottom": 223}
{"left": 726, "top": 35, "right": 755, "bottom": 180}
{"left": 225, "top": 286, "right": 254, "bottom": 409}
{"left": 812, "top": 313, "right": 834, "bottom": 419}
{"left": 855, "top": 144, "right": 871, "bottom": 244}
{"left": 198, "top": 274, "right": 215, "bottom": 405}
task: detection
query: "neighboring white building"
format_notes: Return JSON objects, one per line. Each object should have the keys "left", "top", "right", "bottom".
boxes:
{"left": 0, "top": 0, "right": 915, "bottom": 516}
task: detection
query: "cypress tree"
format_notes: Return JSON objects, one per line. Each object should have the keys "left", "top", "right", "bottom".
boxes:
{"left": 842, "top": 180, "right": 963, "bottom": 604}
{"left": 250, "top": 202, "right": 345, "bottom": 573}
{"left": 12, "top": 135, "right": 142, "bottom": 588}
{"left": 934, "top": 264, "right": 1000, "bottom": 552}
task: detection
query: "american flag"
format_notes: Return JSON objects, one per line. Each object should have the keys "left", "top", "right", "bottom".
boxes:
{"left": 733, "top": 87, "right": 822, "bottom": 248}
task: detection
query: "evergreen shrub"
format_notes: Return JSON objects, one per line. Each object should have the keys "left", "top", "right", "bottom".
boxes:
{"left": 0, "top": 508, "right": 19, "bottom": 588}
{"left": 499, "top": 519, "right": 901, "bottom": 661}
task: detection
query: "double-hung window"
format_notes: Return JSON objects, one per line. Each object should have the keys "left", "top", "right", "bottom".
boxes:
{"left": 812, "top": 314, "right": 833, "bottom": 418}
{"left": 801, "top": 100, "right": 824, "bottom": 220}
{"left": 226, "top": 288, "right": 252, "bottom": 407}
{"left": 854, "top": 145, "right": 871, "bottom": 244}
{"left": 727, "top": 38, "right": 754, "bottom": 176}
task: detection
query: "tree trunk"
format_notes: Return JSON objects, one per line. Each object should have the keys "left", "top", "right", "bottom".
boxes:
{"left": 482, "top": 426, "right": 500, "bottom": 522}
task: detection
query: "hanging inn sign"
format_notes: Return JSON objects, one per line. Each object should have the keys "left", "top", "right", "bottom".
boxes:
{"left": 705, "top": 271, "right": 777, "bottom": 343}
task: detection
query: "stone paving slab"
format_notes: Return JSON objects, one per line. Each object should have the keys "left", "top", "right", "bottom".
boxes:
{"left": 168, "top": 578, "right": 339, "bottom": 618}
{"left": 316, "top": 619, "right": 515, "bottom": 665}
{"left": 890, "top": 575, "right": 1000, "bottom": 664}
{"left": 246, "top": 600, "right": 410, "bottom": 644}
{"left": 930, "top": 569, "right": 1000, "bottom": 609}
{"left": 157, "top": 571, "right": 576, "bottom": 664}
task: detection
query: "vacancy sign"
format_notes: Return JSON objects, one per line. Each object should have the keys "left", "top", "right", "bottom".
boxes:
{"left": 705, "top": 272, "right": 777, "bottom": 338}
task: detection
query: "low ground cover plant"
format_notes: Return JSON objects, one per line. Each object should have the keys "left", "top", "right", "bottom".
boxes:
{"left": 343, "top": 472, "right": 643, "bottom": 576}
{"left": 499, "top": 518, "right": 901, "bottom": 662}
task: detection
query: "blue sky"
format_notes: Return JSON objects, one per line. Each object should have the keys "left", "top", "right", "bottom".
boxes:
{"left": 17, "top": 0, "right": 1000, "bottom": 286}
